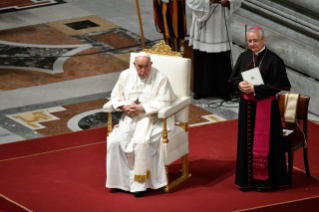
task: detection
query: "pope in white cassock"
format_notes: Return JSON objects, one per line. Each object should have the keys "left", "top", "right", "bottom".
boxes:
{"left": 105, "top": 52, "right": 176, "bottom": 197}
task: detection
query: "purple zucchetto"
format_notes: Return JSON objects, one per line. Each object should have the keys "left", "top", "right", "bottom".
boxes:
{"left": 249, "top": 26, "right": 263, "bottom": 31}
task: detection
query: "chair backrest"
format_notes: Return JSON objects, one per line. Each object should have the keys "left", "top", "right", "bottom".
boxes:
{"left": 277, "top": 93, "right": 310, "bottom": 137}
{"left": 130, "top": 52, "right": 191, "bottom": 123}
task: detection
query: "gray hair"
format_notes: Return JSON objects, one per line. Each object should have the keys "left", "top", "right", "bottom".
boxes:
{"left": 247, "top": 28, "right": 264, "bottom": 38}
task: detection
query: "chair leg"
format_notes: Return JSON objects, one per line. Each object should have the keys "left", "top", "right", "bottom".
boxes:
{"left": 163, "top": 154, "right": 192, "bottom": 192}
{"left": 182, "top": 154, "right": 190, "bottom": 176}
{"left": 107, "top": 112, "right": 113, "bottom": 137}
{"left": 287, "top": 150, "right": 294, "bottom": 187}
{"left": 165, "top": 166, "right": 169, "bottom": 184}
{"left": 303, "top": 147, "right": 311, "bottom": 177}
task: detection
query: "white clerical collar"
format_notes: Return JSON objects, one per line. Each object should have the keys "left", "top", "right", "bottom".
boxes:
{"left": 254, "top": 46, "right": 266, "bottom": 56}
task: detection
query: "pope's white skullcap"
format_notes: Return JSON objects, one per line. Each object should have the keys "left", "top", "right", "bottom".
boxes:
{"left": 135, "top": 51, "right": 151, "bottom": 59}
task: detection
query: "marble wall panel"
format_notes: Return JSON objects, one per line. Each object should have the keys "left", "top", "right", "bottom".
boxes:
{"left": 248, "top": 0, "right": 319, "bottom": 33}
{"left": 287, "top": 70, "right": 319, "bottom": 114}
{"left": 286, "top": 0, "right": 319, "bottom": 14}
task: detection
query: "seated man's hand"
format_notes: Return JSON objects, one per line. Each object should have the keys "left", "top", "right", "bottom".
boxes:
{"left": 210, "top": 0, "right": 220, "bottom": 3}
{"left": 129, "top": 104, "right": 145, "bottom": 115}
{"left": 122, "top": 105, "right": 132, "bottom": 115}
{"left": 121, "top": 104, "right": 145, "bottom": 116}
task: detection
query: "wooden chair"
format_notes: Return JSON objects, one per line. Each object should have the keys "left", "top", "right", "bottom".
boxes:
{"left": 277, "top": 93, "right": 310, "bottom": 186}
{"left": 103, "top": 41, "right": 192, "bottom": 192}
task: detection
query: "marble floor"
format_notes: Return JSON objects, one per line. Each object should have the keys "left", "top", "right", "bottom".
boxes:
{"left": 1, "top": 0, "right": 319, "bottom": 145}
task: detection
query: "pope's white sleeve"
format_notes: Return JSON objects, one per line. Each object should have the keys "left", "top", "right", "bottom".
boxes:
{"left": 143, "top": 78, "right": 176, "bottom": 115}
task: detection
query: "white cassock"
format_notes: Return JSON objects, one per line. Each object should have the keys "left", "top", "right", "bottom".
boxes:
{"left": 187, "top": 0, "right": 242, "bottom": 53}
{"left": 106, "top": 67, "right": 176, "bottom": 192}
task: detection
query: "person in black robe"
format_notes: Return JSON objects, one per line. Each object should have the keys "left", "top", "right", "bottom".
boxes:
{"left": 187, "top": 0, "right": 243, "bottom": 100}
{"left": 229, "top": 26, "right": 291, "bottom": 191}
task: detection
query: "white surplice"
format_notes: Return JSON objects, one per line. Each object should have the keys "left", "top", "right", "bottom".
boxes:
{"left": 187, "top": 0, "right": 242, "bottom": 53}
{"left": 106, "top": 67, "right": 176, "bottom": 192}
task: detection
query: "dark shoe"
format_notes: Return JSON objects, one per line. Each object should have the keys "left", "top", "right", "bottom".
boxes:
{"left": 257, "top": 187, "right": 268, "bottom": 192}
{"left": 115, "top": 188, "right": 125, "bottom": 192}
{"left": 193, "top": 93, "right": 206, "bottom": 99}
{"left": 133, "top": 191, "right": 146, "bottom": 198}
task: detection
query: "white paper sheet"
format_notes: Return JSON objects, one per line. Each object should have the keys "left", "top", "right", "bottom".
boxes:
{"left": 241, "top": 67, "right": 264, "bottom": 85}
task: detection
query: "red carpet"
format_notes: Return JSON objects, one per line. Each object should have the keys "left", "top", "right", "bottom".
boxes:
{"left": 0, "top": 120, "right": 319, "bottom": 212}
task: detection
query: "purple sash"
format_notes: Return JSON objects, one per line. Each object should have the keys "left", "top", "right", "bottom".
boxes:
{"left": 241, "top": 93, "right": 275, "bottom": 180}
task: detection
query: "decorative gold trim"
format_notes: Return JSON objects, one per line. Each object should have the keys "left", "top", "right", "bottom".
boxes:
{"left": 188, "top": 119, "right": 236, "bottom": 129}
{"left": 284, "top": 93, "right": 299, "bottom": 124}
{"left": 292, "top": 166, "right": 319, "bottom": 181}
{"left": 207, "top": 115, "right": 222, "bottom": 122}
{"left": 162, "top": 119, "right": 169, "bottom": 143}
{"left": 0, "top": 193, "right": 33, "bottom": 212}
{"left": 180, "top": 123, "right": 188, "bottom": 132}
{"left": 0, "top": 141, "right": 106, "bottom": 163}
{"left": 13, "top": 111, "right": 52, "bottom": 129}
{"left": 143, "top": 40, "right": 182, "bottom": 57}
{"left": 134, "top": 174, "right": 147, "bottom": 183}
{"left": 233, "top": 195, "right": 319, "bottom": 212}
{"left": 107, "top": 112, "right": 113, "bottom": 137}
{"left": 309, "top": 119, "right": 319, "bottom": 126}
{"left": 164, "top": 166, "right": 170, "bottom": 192}
{"left": 134, "top": 170, "right": 151, "bottom": 183}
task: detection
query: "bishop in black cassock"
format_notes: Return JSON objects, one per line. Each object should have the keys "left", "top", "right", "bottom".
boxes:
{"left": 229, "top": 27, "right": 291, "bottom": 191}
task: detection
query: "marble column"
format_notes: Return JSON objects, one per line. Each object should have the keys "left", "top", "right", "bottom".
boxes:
{"left": 230, "top": 0, "right": 319, "bottom": 115}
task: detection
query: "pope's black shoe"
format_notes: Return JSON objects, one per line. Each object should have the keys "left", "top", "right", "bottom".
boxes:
{"left": 133, "top": 191, "right": 146, "bottom": 198}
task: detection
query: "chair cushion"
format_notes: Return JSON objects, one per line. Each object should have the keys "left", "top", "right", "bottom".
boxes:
{"left": 283, "top": 129, "right": 305, "bottom": 149}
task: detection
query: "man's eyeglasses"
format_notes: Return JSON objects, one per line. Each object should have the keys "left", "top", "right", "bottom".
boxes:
{"left": 247, "top": 37, "right": 264, "bottom": 44}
